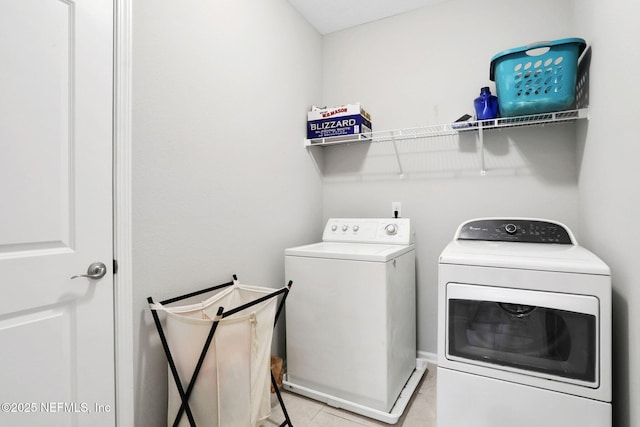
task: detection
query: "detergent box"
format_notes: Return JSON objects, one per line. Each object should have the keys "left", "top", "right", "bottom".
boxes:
{"left": 307, "top": 103, "right": 372, "bottom": 141}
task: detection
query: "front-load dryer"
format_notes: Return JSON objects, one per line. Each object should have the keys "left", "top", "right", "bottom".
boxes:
{"left": 284, "top": 218, "right": 426, "bottom": 424}
{"left": 437, "top": 218, "right": 611, "bottom": 427}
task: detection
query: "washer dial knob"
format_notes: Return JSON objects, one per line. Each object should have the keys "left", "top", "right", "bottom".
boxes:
{"left": 331, "top": 225, "right": 338, "bottom": 231}
{"left": 505, "top": 223, "right": 517, "bottom": 235}
{"left": 342, "top": 225, "right": 349, "bottom": 232}
{"left": 353, "top": 225, "right": 360, "bottom": 232}
{"left": 385, "top": 223, "right": 398, "bottom": 235}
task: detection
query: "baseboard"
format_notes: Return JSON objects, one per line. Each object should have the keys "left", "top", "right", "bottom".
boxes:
{"left": 417, "top": 350, "right": 438, "bottom": 366}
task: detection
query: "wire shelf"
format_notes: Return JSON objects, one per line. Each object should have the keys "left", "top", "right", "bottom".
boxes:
{"left": 305, "top": 108, "right": 588, "bottom": 147}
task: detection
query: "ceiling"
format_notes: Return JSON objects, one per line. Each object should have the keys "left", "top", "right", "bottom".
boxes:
{"left": 287, "top": 0, "right": 448, "bottom": 35}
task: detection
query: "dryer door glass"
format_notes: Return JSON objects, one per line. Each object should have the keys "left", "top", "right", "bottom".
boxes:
{"left": 448, "top": 298, "right": 596, "bottom": 382}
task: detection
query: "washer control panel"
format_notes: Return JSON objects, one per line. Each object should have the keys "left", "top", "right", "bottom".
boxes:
{"left": 323, "top": 218, "right": 414, "bottom": 244}
{"left": 456, "top": 218, "right": 574, "bottom": 244}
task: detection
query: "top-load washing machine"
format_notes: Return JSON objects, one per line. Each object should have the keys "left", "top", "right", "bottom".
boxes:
{"left": 437, "top": 218, "right": 611, "bottom": 427}
{"left": 283, "top": 218, "right": 426, "bottom": 424}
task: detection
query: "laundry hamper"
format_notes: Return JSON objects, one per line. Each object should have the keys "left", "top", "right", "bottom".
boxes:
{"left": 490, "top": 38, "right": 586, "bottom": 116}
{"left": 149, "top": 278, "right": 293, "bottom": 427}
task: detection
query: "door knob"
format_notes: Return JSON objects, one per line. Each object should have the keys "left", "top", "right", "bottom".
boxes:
{"left": 71, "top": 262, "right": 107, "bottom": 280}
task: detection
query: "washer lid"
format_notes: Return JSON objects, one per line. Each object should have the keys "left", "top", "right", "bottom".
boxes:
{"left": 285, "top": 241, "right": 415, "bottom": 262}
{"left": 439, "top": 240, "right": 610, "bottom": 275}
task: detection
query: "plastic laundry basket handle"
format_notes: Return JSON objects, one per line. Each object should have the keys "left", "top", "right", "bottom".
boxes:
{"left": 524, "top": 41, "right": 552, "bottom": 56}
{"left": 525, "top": 40, "right": 552, "bottom": 49}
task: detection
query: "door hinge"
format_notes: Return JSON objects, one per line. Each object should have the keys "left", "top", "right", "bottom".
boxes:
{"left": 113, "top": 259, "right": 119, "bottom": 275}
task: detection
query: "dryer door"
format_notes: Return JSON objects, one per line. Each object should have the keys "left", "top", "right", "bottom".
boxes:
{"left": 445, "top": 283, "right": 599, "bottom": 388}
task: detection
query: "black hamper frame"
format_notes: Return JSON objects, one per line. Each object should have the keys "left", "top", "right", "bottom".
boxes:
{"left": 148, "top": 275, "right": 294, "bottom": 427}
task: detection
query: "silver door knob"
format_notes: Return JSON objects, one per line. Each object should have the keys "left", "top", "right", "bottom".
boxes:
{"left": 71, "top": 262, "right": 107, "bottom": 280}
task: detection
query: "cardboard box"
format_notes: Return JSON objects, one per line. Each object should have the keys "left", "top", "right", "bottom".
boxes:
{"left": 270, "top": 356, "right": 283, "bottom": 393}
{"left": 307, "top": 103, "right": 372, "bottom": 141}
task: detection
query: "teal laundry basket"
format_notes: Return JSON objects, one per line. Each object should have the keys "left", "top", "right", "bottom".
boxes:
{"left": 489, "top": 38, "right": 586, "bottom": 117}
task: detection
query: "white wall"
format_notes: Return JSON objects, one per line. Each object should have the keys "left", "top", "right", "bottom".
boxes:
{"left": 320, "top": 0, "right": 580, "bottom": 355}
{"left": 574, "top": 1, "right": 640, "bottom": 426}
{"left": 131, "top": 0, "right": 323, "bottom": 424}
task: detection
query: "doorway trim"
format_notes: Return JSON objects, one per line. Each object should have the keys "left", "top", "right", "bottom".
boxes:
{"left": 114, "top": 0, "right": 134, "bottom": 425}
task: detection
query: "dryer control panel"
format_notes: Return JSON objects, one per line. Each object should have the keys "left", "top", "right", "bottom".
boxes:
{"left": 322, "top": 218, "right": 414, "bottom": 245}
{"left": 456, "top": 218, "right": 574, "bottom": 244}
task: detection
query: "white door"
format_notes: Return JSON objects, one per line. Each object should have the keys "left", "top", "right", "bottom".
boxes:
{"left": 0, "top": 0, "right": 115, "bottom": 426}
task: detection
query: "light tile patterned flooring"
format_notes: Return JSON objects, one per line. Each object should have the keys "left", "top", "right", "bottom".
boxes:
{"left": 261, "top": 364, "right": 437, "bottom": 427}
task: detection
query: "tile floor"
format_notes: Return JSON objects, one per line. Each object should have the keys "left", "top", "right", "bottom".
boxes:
{"left": 261, "top": 364, "right": 437, "bottom": 427}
